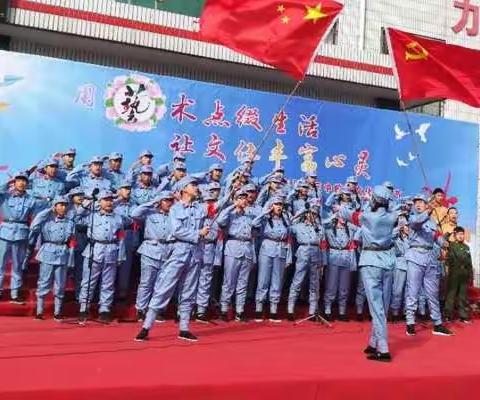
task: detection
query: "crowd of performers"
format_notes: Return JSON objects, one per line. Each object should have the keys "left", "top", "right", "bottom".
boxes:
{"left": 0, "top": 148, "right": 474, "bottom": 362}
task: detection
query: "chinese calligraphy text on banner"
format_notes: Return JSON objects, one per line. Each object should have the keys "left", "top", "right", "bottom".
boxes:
{"left": 0, "top": 50, "right": 478, "bottom": 232}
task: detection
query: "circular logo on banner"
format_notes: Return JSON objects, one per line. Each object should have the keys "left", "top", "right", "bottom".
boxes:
{"left": 105, "top": 74, "right": 167, "bottom": 132}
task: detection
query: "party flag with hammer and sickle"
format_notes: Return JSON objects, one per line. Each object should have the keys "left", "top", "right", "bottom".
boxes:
{"left": 387, "top": 28, "right": 480, "bottom": 108}
{"left": 200, "top": 1, "right": 343, "bottom": 81}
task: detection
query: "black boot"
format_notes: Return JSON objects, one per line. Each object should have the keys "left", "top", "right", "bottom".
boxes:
{"left": 363, "top": 345, "right": 376, "bottom": 355}
{"left": 78, "top": 311, "right": 88, "bottom": 325}
{"left": 287, "top": 313, "right": 295, "bottom": 322}
{"left": 98, "top": 312, "right": 113, "bottom": 324}
{"left": 136, "top": 309, "right": 146, "bottom": 322}
{"left": 178, "top": 331, "right": 198, "bottom": 342}
{"left": 220, "top": 312, "right": 229, "bottom": 322}
{"left": 367, "top": 352, "right": 392, "bottom": 362}
{"left": 235, "top": 312, "right": 247, "bottom": 322}
{"left": 254, "top": 311, "right": 263, "bottom": 322}
{"left": 135, "top": 328, "right": 149, "bottom": 342}
{"left": 338, "top": 314, "right": 349, "bottom": 322}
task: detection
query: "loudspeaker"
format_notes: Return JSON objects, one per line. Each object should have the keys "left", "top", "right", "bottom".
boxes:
{"left": 0, "top": 0, "right": 9, "bottom": 23}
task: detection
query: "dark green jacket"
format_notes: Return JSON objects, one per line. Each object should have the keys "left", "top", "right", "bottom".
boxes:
{"left": 447, "top": 242, "right": 473, "bottom": 272}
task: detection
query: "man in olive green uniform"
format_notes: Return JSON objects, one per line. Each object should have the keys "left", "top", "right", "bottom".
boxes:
{"left": 444, "top": 227, "right": 473, "bottom": 323}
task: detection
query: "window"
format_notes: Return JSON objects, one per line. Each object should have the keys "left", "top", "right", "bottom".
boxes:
{"left": 325, "top": 21, "right": 339, "bottom": 45}
{"left": 380, "top": 28, "right": 389, "bottom": 55}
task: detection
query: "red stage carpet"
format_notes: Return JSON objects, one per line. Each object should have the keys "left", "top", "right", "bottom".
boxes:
{"left": 1, "top": 316, "right": 480, "bottom": 400}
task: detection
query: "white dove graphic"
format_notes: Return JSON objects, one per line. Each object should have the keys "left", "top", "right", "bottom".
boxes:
{"left": 394, "top": 124, "right": 410, "bottom": 140}
{"left": 408, "top": 152, "right": 417, "bottom": 161}
{"left": 415, "top": 123, "right": 431, "bottom": 143}
{"left": 396, "top": 157, "right": 409, "bottom": 167}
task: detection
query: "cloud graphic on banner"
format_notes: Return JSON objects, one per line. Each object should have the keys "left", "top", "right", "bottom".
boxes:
{"left": 104, "top": 75, "right": 166, "bottom": 132}
{"left": 408, "top": 152, "right": 417, "bottom": 161}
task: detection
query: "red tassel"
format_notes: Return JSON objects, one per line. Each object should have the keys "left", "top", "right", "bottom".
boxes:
{"left": 207, "top": 202, "right": 217, "bottom": 218}
{"left": 320, "top": 240, "right": 329, "bottom": 250}
{"left": 68, "top": 237, "right": 78, "bottom": 249}
{"left": 131, "top": 221, "right": 141, "bottom": 232}
{"left": 351, "top": 211, "right": 362, "bottom": 227}
{"left": 434, "top": 230, "right": 443, "bottom": 240}
{"left": 117, "top": 230, "right": 126, "bottom": 240}
{"left": 347, "top": 240, "right": 358, "bottom": 251}
{"left": 217, "top": 230, "right": 224, "bottom": 241}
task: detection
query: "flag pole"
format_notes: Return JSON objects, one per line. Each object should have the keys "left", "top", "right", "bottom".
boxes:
{"left": 251, "top": 79, "right": 303, "bottom": 159}
{"left": 399, "top": 100, "right": 445, "bottom": 233}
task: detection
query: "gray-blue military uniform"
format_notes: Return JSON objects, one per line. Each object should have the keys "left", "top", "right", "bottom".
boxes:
{"left": 217, "top": 191, "right": 256, "bottom": 317}
{"left": 131, "top": 192, "right": 174, "bottom": 314}
{"left": 103, "top": 152, "right": 126, "bottom": 191}
{"left": 288, "top": 209, "right": 326, "bottom": 316}
{"left": 196, "top": 195, "right": 223, "bottom": 316}
{"left": 114, "top": 182, "right": 140, "bottom": 300}
{"left": 323, "top": 218, "right": 357, "bottom": 317}
{"left": 131, "top": 165, "right": 158, "bottom": 205}
{"left": 77, "top": 191, "right": 129, "bottom": 315}
{"left": 66, "top": 188, "right": 88, "bottom": 299}
{"left": 28, "top": 196, "right": 75, "bottom": 317}
{"left": 0, "top": 173, "right": 37, "bottom": 300}
{"left": 252, "top": 197, "right": 292, "bottom": 316}
{"left": 405, "top": 195, "right": 445, "bottom": 327}
{"left": 142, "top": 176, "right": 207, "bottom": 334}
{"left": 30, "top": 158, "right": 66, "bottom": 212}
{"left": 339, "top": 186, "right": 398, "bottom": 355}
{"left": 56, "top": 148, "right": 76, "bottom": 185}
{"left": 390, "top": 225, "right": 409, "bottom": 317}
{"left": 157, "top": 162, "right": 187, "bottom": 192}
{"left": 66, "top": 156, "right": 113, "bottom": 193}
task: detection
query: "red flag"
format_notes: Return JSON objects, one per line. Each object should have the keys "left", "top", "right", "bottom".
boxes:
{"left": 387, "top": 28, "right": 480, "bottom": 108}
{"left": 200, "top": 0, "right": 343, "bottom": 81}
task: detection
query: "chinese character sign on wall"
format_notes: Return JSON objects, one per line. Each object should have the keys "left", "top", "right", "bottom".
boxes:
{"left": 0, "top": 50, "right": 478, "bottom": 232}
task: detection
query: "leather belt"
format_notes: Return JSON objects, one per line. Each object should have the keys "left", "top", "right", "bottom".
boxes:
{"left": 90, "top": 239, "right": 118, "bottom": 245}
{"left": 145, "top": 239, "right": 174, "bottom": 245}
{"left": 3, "top": 220, "right": 28, "bottom": 224}
{"left": 43, "top": 240, "right": 68, "bottom": 245}
{"left": 227, "top": 236, "right": 250, "bottom": 242}
{"left": 363, "top": 245, "right": 393, "bottom": 251}
{"left": 264, "top": 238, "right": 287, "bottom": 243}
{"left": 329, "top": 246, "right": 349, "bottom": 250}
{"left": 411, "top": 245, "right": 433, "bottom": 250}
{"left": 204, "top": 239, "right": 216, "bottom": 244}
{"left": 298, "top": 243, "right": 318, "bottom": 247}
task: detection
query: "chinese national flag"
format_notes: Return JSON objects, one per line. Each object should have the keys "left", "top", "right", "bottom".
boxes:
{"left": 387, "top": 28, "right": 480, "bottom": 108}
{"left": 200, "top": 0, "right": 343, "bottom": 81}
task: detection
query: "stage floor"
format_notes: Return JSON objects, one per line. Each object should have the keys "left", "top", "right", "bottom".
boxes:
{"left": 1, "top": 316, "right": 479, "bottom": 400}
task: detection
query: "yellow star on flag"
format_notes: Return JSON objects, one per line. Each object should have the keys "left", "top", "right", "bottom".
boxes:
{"left": 304, "top": 3, "right": 328, "bottom": 23}
{"left": 281, "top": 15, "right": 291, "bottom": 24}
{"left": 277, "top": 4, "right": 286, "bottom": 13}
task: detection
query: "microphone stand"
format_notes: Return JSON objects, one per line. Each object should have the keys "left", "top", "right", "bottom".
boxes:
{"left": 293, "top": 209, "right": 332, "bottom": 328}
{"left": 63, "top": 189, "right": 103, "bottom": 325}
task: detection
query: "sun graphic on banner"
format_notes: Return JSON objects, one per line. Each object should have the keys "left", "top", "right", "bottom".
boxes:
{"left": 104, "top": 74, "right": 167, "bottom": 132}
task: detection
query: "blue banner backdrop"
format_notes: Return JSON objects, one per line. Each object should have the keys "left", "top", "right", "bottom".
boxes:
{"left": 0, "top": 50, "right": 478, "bottom": 231}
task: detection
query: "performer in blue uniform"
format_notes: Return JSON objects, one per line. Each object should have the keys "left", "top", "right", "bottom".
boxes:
{"left": 338, "top": 185, "right": 399, "bottom": 362}
{"left": 0, "top": 172, "right": 37, "bottom": 303}
{"left": 29, "top": 196, "right": 76, "bottom": 320}
{"left": 135, "top": 176, "right": 209, "bottom": 342}
{"left": 404, "top": 194, "right": 453, "bottom": 337}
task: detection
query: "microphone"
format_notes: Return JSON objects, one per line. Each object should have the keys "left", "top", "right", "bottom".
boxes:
{"left": 91, "top": 188, "right": 100, "bottom": 199}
